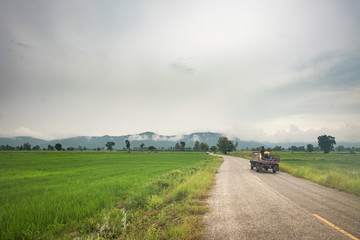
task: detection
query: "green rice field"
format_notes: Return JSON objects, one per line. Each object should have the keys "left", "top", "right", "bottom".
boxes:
{"left": 0, "top": 151, "right": 222, "bottom": 239}
{"left": 230, "top": 151, "right": 360, "bottom": 196}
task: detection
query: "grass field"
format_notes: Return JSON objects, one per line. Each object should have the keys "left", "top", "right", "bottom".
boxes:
{"left": 230, "top": 151, "right": 360, "bottom": 196}
{"left": 0, "top": 151, "right": 222, "bottom": 239}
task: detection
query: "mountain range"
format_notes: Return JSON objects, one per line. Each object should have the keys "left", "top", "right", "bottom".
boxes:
{"left": 0, "top": 132, "right": 358, "bottom": 150}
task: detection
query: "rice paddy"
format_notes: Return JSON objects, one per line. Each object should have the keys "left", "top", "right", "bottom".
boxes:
{"left": 0, "top": 151, "right": 222, "bottom": 239}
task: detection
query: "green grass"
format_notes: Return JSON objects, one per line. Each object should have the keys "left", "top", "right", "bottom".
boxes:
{"left": 230, "top": 151, "right": 360, "bottom": 196}
{"left": 0, "top": 151, "right": 222, "bottom": 239}
{"left": 230, "top": 151, "right": 253, "bottom": 159}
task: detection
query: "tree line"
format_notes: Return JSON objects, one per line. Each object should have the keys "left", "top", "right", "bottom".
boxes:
{"left": 0, "top": 137, "right": 234, "bottom": 153}
{"left": 1, "top": 135, "right": 358, "bottom": 154}
{"left": 104, "top": 140, "right": 219, "bottom": 152}
{"left": 0, "top": 143, "right": 92, "bottom": 151}
{"left": 103, "top": 137, "right": 238, "bottom": 154}
{"left": 248, "top": 135, "right": 358, "bottom": 154}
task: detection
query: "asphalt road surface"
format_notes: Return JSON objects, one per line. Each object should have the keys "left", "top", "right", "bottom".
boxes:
{"left": 203, "top": 155, "right": 360, "bottom": 240}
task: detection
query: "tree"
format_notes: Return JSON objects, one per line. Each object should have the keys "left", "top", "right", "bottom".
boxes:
{"left": 180, "top": 142, "right": 185, "bottom": 151}
{"left": 210, "top": 145, "right": 217, "bottom": 153}
{"left": 273, "top": 145, "right": 284, "bottom": 151}
{"left": 23, "top": 142, "right": 31, "bottom": 151}
{"left": 318, "top": 135, "right": 336, "bottom": 154}
{"left": 200, "top": 142, "right": 209, "bottom": 152}
{"left": 125, "top": 140, "right": 131, "bottom": 151}
{"left": 234, "top": 141, "right": 239, "bottom": 151}
{"left": 336, "top": 145, "right": 345, "bottom": 152}
{"left": 32, "top": 145, "right": 40, "bottom": 151}
{"left": 55, "top": 143, "right": 62, "bottom": 151}
{"left": 48, "top": 145, "right": 55, "bottom": 151}
{"left": 298, "top": 146, "right": 305, "bottom": 152}
{"left": 140, "top": 143, "right": 145, "bottom": 152}
{"left": 193, "top": 141, "right": 200, "bottom": 151}
{"left": 175, "top": 143, "right": 180, "bottom": 150}
{"left": 148, "top": 146, "right": 156, "bottom": 151}
{"left": 289, "top": 146, "right": 298, "bottom": 153}
{"left": 105, "top": 141, "right": 115, "bottom": 151}
{"left": 217, "top": 136, "right": 235, "bottom": 154}
{"left": 307, "top": 144, "right": 314, "bottom": 153}
{"left": 350, "top": 147, "right": 356, "bottom": 154}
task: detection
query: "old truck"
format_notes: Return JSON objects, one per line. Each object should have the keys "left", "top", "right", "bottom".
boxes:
{"left": 250, "top": 151, "right": 280, "bottom": 173}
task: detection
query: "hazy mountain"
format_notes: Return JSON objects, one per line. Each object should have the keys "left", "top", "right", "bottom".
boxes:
{"left": 0, "top": 132, "right": 242, "bottom": 149}
{"left": 0, "top": 132, "right": 358, "bottom": 150}
{"left": 0, "top": 137, "right": 48, "bottom": 147}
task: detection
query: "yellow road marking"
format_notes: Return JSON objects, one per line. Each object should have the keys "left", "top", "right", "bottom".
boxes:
{"left": 313, "top": 214, "right": 359, "bottom": 240}
{"left": 254, "top": 175, "right": 262, "bottom": 181}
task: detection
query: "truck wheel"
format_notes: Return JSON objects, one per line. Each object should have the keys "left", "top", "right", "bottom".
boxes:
{"left": 256, "top": 164, "right": 261, "bottom": 172}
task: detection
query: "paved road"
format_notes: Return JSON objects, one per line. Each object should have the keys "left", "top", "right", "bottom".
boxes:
{"left": 203, "top": 155, "right": 360, "bottom": 240}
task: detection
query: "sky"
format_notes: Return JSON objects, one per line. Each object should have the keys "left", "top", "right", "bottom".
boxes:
{"left": 0, "top": 0, "right": 359, "bottom": 143}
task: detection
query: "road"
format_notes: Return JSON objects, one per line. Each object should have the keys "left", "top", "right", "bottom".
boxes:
{"left": 203, "top": 155, "right": 360, "bottom": 240}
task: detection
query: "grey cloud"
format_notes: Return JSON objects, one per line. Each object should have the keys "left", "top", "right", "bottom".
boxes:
{"left": 234, "top": 50, "right": 360, "bottom": 123}
{"left": 149, "top": 134, "right": 185, "bottom": 142}
{"left": 170, "top": 61, "right": 195, "bottom": 75}
{"left": 11, "top": 40, "right": 35, "bottom": 49}
{"left": 191, "top": 134, "right": 200, "bottom": 142}
{"left": 293, "top": 51, "right": 340, "bottom": 72}
{"left": 325, "top": 54, "right": 360, "bottom": 88}
{"left": 0, "top": 0, "right": 359, "bottom": 142}
{"left": 128, "top": 134, "right": 150, "bottom": 141}
{"left": 292, "top": 51, "right": 360, "bottom": 90}
{"left": 166, "top": 134, "right": 185, "bottom": 142}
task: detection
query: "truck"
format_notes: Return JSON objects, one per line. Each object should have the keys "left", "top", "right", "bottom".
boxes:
{"left": 250, "top": 151, "right": 280, "bottom": 173}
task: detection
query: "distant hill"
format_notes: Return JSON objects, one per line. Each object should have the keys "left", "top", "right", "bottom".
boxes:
{"left": 0, "top": 132, "right": 229, "bottom": 150}
{"left": 0, "top": 132, "right": 358, "bottom": 150}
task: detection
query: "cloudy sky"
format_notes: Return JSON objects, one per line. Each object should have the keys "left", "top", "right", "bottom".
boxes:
{"left": 0, "top": 0, "right": 359, "bottom": 142}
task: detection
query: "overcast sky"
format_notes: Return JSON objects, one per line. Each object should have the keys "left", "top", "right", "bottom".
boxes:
{"left": 0, "top": 0, "right": 359, "bottom": 142}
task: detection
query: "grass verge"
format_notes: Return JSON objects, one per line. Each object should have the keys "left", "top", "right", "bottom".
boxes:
{"left": 279, "top": 152, "right": 360, "bottom": 196}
